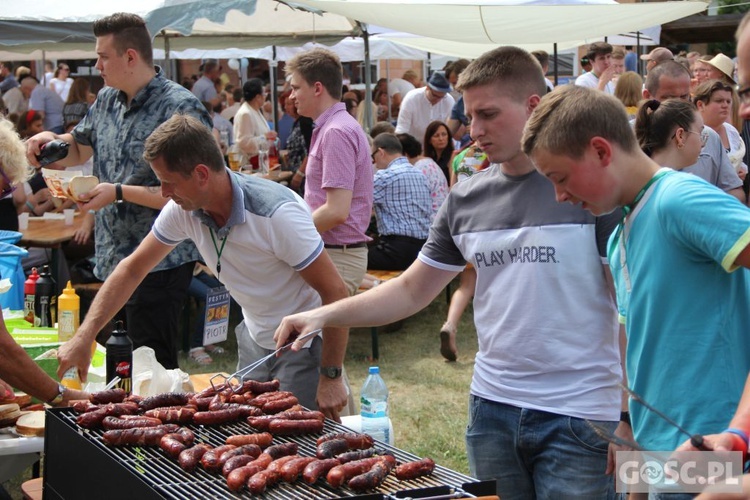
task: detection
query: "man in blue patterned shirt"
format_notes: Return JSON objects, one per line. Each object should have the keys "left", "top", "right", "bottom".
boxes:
{"left": 369, "top": 133, "right": 431, "bottom": 270}
{"left": 27, "top": 13, "right": 210, "bottom": 370}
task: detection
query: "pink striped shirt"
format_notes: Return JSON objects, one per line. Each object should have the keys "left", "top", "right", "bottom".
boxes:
{"left": 305, "top": 102, "right": 374, "bottom": 245}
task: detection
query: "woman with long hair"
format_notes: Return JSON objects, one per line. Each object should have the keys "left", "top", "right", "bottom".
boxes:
{"left": 63, "top": 78, "right": 92, "bottom": 129}
{"left": 49, "top": 63, "right": 74, "bottom": 101}
{"left": 423, "top": 120, "right": 454, "bottom": 182}
{"left": 614, "top": 71, "right": 643, "bottom": 119}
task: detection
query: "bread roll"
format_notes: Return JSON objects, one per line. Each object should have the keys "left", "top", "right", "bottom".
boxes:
{"left": 67, "top": 176, "right": 99, "bottom": 202}
{"left": 15, "top": 411, "right": 45, "bottom": 437}
{"left": 0, "top": 403, "right": 21, "bottom": 428}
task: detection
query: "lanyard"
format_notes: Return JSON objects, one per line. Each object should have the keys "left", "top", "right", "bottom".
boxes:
{"left": 209, "top": 228, "right": 229, "bottom": 279}
{"left": 608, "top": 168, "right": 673, "bottom": 292}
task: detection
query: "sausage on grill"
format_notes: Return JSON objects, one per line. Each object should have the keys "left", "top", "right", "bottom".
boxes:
{"left": 178, "top": 443, "right": 212, "bottom": 472}
{"left": 225, "top": 432, "right": 273, "bottom": 448}
{"left": 89, "top": 388, "right": 127, "bottom": 404}
{"left": 246, "top": 469, "right": 281, "bottom": 495}
{"left": 280, "top": 456, "right": 318, "bottom": 483}
{"left": 138, "top": 393, "right": 190, "bottom": 412}
{"left": 226, "top": 464, "right": 265, "bottom": 491}
{"left": 303, "top": 458, "right": 341, "bottom": 484}
{"left": 200, "top": 444, "right": 236, "bottom": 472}
{"left": 348, "top": 458, "right": 396, "bottom": 492}
{"left": 144, "top": 407, "right": 196, "bottom": 425}
{"left": 268, "top": 418, "right": 324, "bottom": 436}
{"left": 102, "top": 424, "right": 180, "bottom": 447}
{"left": 102, "top": 415, "right": 163, "bottom": 430}
{"left": 394, "top": 457, "right": 436, "bottom": 480}
{"left": 326, "top": 456, "right": 388, "bottom": 488}
{"left": 192, "top": 407, "right": 242, "bottom": 426}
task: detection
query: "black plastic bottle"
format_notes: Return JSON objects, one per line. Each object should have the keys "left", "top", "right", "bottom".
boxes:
{"left": 106, "top": 321, "right": 133, "bottom": 393}
{"left": 36, "top": 140, "right": 70, "bottom": 167}
{"left": 33, "top": 265, "right": 56, "bottom": 327}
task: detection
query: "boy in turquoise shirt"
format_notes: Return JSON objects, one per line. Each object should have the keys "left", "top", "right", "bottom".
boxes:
{"left": 521, "top": 84, "right": 750, "bottom": 452}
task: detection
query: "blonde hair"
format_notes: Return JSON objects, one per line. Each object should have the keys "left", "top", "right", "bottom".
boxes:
{"left": 522, "top": 85, "right": 638, "bottom": 159}
{"left": 0, "top": 117, "right": 34, "bottom": 184}
{"left": 614, "top": 71, "right": 644, "bottom": 107}
{"left": 285, "top": 48, "right": 343, "bottom": 100}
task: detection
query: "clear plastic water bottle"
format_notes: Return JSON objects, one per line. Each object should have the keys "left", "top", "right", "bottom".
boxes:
{"left": 360, "top": 366, "right": 389, "bottom": 443}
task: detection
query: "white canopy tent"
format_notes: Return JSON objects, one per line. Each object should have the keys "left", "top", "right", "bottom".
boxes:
{"left": 286, "top": 0, "right": 706, "bottom": 45}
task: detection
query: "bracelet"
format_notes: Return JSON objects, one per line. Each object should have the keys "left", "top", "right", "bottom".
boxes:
{"left": 25, "top": 201, "right": 36, "bottom": 215}
{"left": 114, "top": 183, "right": 123, "bottom": 204}
{"left": 723, "top": 428, "right": 749, "bottom": 450}
{"left": 295, "top": 170, "right": 305, "bottom": 178}
{"left": 620, "top": 411, "right": 631, "bottom": 425}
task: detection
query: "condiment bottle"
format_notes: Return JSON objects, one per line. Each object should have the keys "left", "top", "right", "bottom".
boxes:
{"left": 33, "top": 265, "right": 56, "bottom": 327}
{"left": 60, "top": 367, "right": 82, "bottom": 390}
{"left": 106, "top": 321, "right": 133, "bottom": 394}
{"left": 23, "top": 267, "right": 39, "bottom": 325}
{"left": 57, "top": 281, "right": 79, "bottom": 342}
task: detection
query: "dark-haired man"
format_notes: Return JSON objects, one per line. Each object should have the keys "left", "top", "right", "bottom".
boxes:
{"left": 192, "top": 60, "right": 222, "bottom": 107}
{"left": 26, "top": 12, "right": 210, "bottom": 371}
{"left": 369, "top": 133, "right": 431, "bottom": 270}
{"left": 56, "top": 114, "right": 350, "bottom": 419}
{"left": 575, "top": 41, "right": 616, "bottom": 94}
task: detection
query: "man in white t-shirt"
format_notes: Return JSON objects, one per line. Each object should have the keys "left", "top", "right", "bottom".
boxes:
{"left": 395, "top": 72, "right": 455, "bottom": 144}
{"left": 60, "top": 114, "right": 351, "bottom": 421}
{"left": 575, "top": 42, "right": 616, "bottom": 94}
{"left": 388, "top": 69, "right": 420, "bottom": 117}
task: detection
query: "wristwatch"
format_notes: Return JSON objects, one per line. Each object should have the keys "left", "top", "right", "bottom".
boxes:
{"left": 114, "top": 183, "right": 124, "bottom": 204}
{"left": 47, "top": 383, "right": 66, "bottom": 406}
{"left": 620, "top": 411, "right": 631, "bottom": 425}
{"left": 319, "top": 366, "right": 343, "bottom": 379}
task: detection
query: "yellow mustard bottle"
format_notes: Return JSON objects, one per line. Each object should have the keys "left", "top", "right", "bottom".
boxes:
{"left": 57, "top": 281, "right": 79, "bottom": 343}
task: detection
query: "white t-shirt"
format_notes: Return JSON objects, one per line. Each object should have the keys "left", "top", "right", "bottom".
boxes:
{"left": 153, "top": 172, "right": 324, "bottom": 349}
{"left": 574, "top": 72, "right": 614, "bottom": 94}
{"left": 388, "top": 78, "right": 415, "bottom": 98}
{"left": 395, "top": 87, "right": 455, "bottom": 144}
{"left": 50, "top": 78, "right": 73, "bottom": 102}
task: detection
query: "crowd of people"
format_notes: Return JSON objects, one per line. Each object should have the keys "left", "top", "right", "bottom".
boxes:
{"left": 2, "top": 8, "right": 750, "bottom": 497}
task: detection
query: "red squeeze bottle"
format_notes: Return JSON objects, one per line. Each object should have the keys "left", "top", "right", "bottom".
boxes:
{"left": 24, "top": 267, "right": 39, "bottom": 324}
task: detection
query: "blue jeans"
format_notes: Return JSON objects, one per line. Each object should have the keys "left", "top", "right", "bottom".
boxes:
{"left": 466, "top": 395, "right": 616, "bottom": 499}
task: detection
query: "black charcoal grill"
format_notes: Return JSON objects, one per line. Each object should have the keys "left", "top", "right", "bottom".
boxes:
{"left": 43, "top": 408, "right": 496, "bottom": 499}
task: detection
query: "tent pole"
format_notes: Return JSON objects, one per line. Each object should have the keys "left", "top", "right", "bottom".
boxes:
{"left": 271, "top": 46, "right": 279, "bottom": 131}
{"left": 163, "top": 32, "right": 172, "bottom": 81}
{"left": 386, "top": 60, "right": 392, "bottom": 123}
{"left": 361, "top": 23, "right": 373, "bottom": 132}
{"left": 41, "top": 50, "right": 47, "bottom": 86}
{"left": 636, "top": 31, "right": 642, "bottom": 76}
{"left": 426, "top": 52, "right": 432, "bottom": 79}
{"left": 553, "top": 43, "right": 559, "bottom": 86}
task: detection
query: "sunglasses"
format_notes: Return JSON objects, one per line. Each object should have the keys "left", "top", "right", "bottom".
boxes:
{"left": 736, "top": 83, "right": 750, "bottom": 106}
{"left": 0, "top": 168, "right": 16, "bottom": 199}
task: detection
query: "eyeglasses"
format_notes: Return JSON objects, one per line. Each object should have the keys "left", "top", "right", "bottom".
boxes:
{"left": 0, "top": 168, "right": 16, "bottom": 199}
{"left": 735, "top": 84, "right": 750, "bottom": 106}
{"left": 371, "top": 149, "right": 378, "bottom": 162}
{"left": 685, "top": 128, "right": 710, "bottom": 147}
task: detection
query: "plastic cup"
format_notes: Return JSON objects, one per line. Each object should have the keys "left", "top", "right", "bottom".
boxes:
{"left": 64, "top": 209, "right": 75, "bottom": 226}
{"left": 18, "top": 212, "right": 28, "bottom": 230}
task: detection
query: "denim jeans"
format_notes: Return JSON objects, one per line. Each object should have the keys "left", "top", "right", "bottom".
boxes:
{"left": 466, "top": 395, "right": 617, "bottom": 499}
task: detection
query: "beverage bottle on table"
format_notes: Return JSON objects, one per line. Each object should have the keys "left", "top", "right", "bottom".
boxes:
{"left": 106, "top": 320, "right": 133, "bottom": 393}
{"left": 57, "top": 281, "right": 79, "bottom": 342}
{"left": 23, "top": 267, "right": 39, "bottom": 325}
{"left": 34, "top": 265, "right": 56, "bottom": 327}
{"left": 360, "top": 366, "right": 390, "bottom": 443}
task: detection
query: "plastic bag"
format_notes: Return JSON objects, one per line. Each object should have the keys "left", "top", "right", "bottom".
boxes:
{"left": 132, "top": 346, "right": 193, "bottom": 396}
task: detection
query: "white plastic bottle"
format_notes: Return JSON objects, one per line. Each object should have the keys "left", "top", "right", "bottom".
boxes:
{"left": 360, "top": 366, "right": 389, "bottom": 443}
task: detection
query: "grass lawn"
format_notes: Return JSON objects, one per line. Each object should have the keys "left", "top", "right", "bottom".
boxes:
{"left": 2, "top": 283, "right": 478, "bottom": 497}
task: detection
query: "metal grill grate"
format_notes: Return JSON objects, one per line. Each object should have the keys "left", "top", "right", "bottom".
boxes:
{"left": 44, "top": 408, "right": 494, "bottom": 499}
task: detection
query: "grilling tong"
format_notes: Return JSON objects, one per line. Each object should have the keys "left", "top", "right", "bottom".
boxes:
{"left": 210, "top": 329, "right": 322, "bottom": 392}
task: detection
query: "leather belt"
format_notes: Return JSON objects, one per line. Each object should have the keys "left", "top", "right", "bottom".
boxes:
{"left": 324, "top": 242, "right": 368, "bottom": 249}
